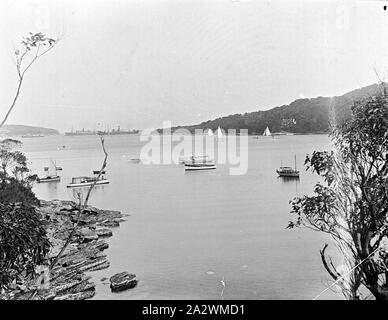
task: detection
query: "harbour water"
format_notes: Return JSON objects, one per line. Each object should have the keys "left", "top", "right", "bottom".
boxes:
{"left": 23, "top": 134, "right": 341, "bottom": 300}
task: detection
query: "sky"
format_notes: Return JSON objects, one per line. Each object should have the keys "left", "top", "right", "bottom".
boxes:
{"left": 1, "top": 0, "right": 388, "bottom": 132}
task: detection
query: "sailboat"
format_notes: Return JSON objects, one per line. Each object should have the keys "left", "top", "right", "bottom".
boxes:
{"left": 37, "top": 160, "right": 61, "bottom": 183}
{"left": 216, "top": 126, "right": 223, "bottom": 138}
{"left": 276, "top": 155, "right": 300, "bottom": 178}
{"left": 263, "top": 126, "right": 271, "bottom": 136}
{"left": 207, "top": 128, "right": 214, "bottom": 137}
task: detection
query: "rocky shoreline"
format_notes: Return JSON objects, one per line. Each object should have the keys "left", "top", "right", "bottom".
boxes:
{"left": 1, "top": 199, "right": 132, "bottom": 300}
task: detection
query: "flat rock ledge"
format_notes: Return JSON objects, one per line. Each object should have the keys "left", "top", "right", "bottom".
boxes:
{"left": 110, "top": 272, "right": 138, "bottom": 292}
{"left": 0, "top": 199, "right": 130, "bottom": 300}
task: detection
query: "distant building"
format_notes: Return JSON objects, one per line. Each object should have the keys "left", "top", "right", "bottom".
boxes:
{"left": 281, "top": 118, "right": 296, "bottom": 129}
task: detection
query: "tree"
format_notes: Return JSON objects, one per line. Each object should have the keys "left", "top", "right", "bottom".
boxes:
{"left": 0, "top": 139, "right": 38, "bottom": 204}
{"left": 288, "top": 84, "right": 388, "bottom": 300}
{"left": 0, "top": 32, "right": 58, "bottom": 128}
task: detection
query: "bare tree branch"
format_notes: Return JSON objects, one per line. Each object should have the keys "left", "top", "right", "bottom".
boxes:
{"left": 49, "top": 135, "right": 108, "bottom": 271}
{"left": 0, "top": 33, "right": 58, "bottom": 129}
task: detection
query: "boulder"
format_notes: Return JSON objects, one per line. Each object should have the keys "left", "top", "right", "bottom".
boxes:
{"left": 96, "top": 228, "right": 113, "bottom": 238}
{"left": 110, "top": 272, "right": 137, "bottom": 292}
{"left": 79, "top": 227, "right": 98, "bottom": 242}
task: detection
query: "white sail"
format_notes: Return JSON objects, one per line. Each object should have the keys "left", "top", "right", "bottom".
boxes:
{"left": 263, "top": 126, "right": 271, "bottom": 136}
{"left": 207, "top": 129, "right": 214, "bottom": 137}
{"left": 217, "top": 126, "right": 223, "bottom": 138}
{"left": 47, "top": 160, "right": 57, "bottom": 178}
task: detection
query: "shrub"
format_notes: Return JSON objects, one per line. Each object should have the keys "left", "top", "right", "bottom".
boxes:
{"left": 0, "top": 202, "right": 50, "bottom": 288}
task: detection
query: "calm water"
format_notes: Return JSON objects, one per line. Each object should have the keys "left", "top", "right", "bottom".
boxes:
{"left": 22, "top": 134, "right": 341, "bottom": 300}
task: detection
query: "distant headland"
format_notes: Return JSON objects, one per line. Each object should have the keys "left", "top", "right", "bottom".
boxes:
{"left": 166, "top": 83, "right": 383, "bottom": 135}
{"left": 0, "top": 125, "right": 59, "bottom": 137}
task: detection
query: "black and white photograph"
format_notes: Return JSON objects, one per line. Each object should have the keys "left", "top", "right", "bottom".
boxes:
{"left": 0, "top": 0, "right": 388, "bottom": 309}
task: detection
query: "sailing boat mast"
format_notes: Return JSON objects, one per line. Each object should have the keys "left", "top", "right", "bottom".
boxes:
{"left": 294, "top": 154, "right": 297, "bottom": 171}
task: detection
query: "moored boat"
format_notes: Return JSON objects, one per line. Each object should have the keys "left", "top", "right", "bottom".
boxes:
{"left": 37, "top": 175, "right": 61, "bottom": 183}
{"left": 66, "top": 176, "right": 110, "bottom": 188}
{"left": 216, "top": 126, "right": 223, "bottom": 138}
{"left": 180, "top": 155, "right": 214, "bottom": 165}
{"left": 263, "top": 126, "right": 271, "bottom": 136}
{"left": 185, "top": 163, "right": 217, "bottom": 171}
{"left": 37, "top": 160, "right": 60, "bottom": 183}
{"left": 276, "top": 155, "right": 299, "bottom": 178}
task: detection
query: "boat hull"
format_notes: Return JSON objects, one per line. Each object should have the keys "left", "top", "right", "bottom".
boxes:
{"left": 276, "top": 171, "right": 299, "bottom": 178}
{"left": 185, "top": 165, "right": 216, "bottom": 171}
{"left": 37, "top": 176, "right": 61, "bottom": 183}
{"left": 66, "top": 179, "right": 110, "bottom": 188}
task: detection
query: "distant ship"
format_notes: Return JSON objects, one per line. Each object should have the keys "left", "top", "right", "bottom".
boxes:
{"left": 108, "top": 126, "right": 139, "bottom": 135}
{"left": 65, "top": 128, "right": 96, "bottom": 136}
{"left": 65, "top": 126, "right": 139, "bottom": 136}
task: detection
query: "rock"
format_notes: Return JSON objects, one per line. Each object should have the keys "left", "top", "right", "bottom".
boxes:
{"left": 87, "top": 261, "right": 110, "bottom": 272}
{"left": 79, "top": 227, "right": 98, "bottom": 242}
{"left": 84, "top": 206, "right": 101, "bottom": 215}
{"left": 110, "top": 272, "right": 137, "bottom": 292}
{"left": 84, "top": 235, "right": 99, "bottom": 242}
{"left": 96, "top": 228, "right": 113, "bottom": 238}
{"left": 98, "top": 220, "right": 120, "bottom": 228}
{"left": 5, "top": 200, "right": 129, "bottom": 300}
{"left": 59, "top": 204, "right": 75, "bottom": 212}
{"left": 54, "top": 289, "right": 95, "bottom": 300}
{"left": 17, "top": 284, "right": 27, "bottom": 292}
{"left": 100, "top": 277, "right": 107, "bottom": 282}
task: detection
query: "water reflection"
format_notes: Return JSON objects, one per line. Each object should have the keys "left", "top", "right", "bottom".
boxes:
{"left": 40, "top": 181, "right": 59, "bottom": 199}
{"left": 277, "top": 176, "right": 300, "bottom": 195}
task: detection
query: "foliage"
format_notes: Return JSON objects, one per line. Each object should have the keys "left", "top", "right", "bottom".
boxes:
{"left": 0, "top": 139, "right": 38, "bottom": 205}
{"left": 0, "top": 202, "right": 50, "bottom": 288}
{"left": 288, "top": 85, "right": 388, "bottom": 300}
{"left": 15, "top": 32, "right": 56, "bottom": 79}
{"left": 169, "top": 83, "right": 383, "bottom": 134}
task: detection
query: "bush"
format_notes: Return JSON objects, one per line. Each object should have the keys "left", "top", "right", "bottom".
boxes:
{"left": 0, "top": 202, "right": 50, "bottom": 288}
{"left": 0, "top": 177, "right": 38, "bottom": 205}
